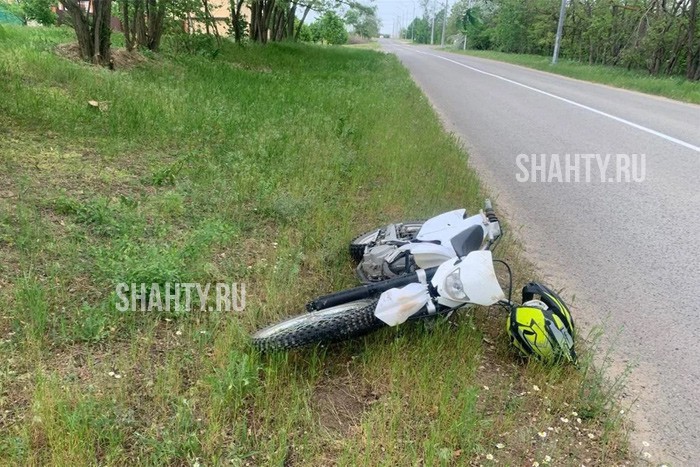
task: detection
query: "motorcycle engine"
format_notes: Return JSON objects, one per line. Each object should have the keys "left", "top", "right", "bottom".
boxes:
{"left": 357, "top": 244, "right": 416, "bottom": 282}
{"left": 358, "top": 244, "right": 397, "bottom": 282}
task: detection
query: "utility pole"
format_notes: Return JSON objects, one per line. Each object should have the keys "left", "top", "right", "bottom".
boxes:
{"left": 440, "top": 0, "right": 447, "bottom": 47}
{"left": 430, "top": 0, "right": 436, "bottom": 45}
{"left": 552, "top": 0, "right": 567, "bottom": 64}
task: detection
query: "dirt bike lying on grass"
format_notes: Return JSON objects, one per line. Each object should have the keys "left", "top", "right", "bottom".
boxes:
{"left": 252, "top": 200, "right": 577, "bottom": 363}
{"left": 252, "top": 252, "right": 578, "bottom": 364}
{"left": 349, "top": 200, "right": 502, "bottom": 283}
{"left": 252, "top": 250, "right": 512, "bottom": 351}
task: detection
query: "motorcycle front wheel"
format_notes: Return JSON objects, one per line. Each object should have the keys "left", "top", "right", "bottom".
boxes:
{"left": 251, "top": 299, "right": 384, "bottom": 351}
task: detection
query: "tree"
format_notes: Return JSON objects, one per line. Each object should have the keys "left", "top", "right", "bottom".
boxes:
{"left": 452, "top": 4, "right": 490, "bottom": 50}
{"left": 297, "top": 19, "right": 313, "bottom": 41}
{"left": 406, "top": 17, "right": 430, "bottom": 43}
{"left": 345, "top": 5, "right": 380, "bottom": 39}
{"left": 314, "top": 10, "right": 347, "bottom": 44}
{"left": 22, "top": 0, "right": 57, "bottom": 25}
{"left": 60, "top": 0, "right": 113, "bottom": 65}
{"left": 118, "top": 0, "right": 167, "bottom": 52}
{"left": 309, "top": 19, "right": 322, "bottom": 42}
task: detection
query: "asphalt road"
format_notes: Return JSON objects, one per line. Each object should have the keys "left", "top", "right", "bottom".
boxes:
{"left": 380, "top": 39, "right": 700, "bottom": 464}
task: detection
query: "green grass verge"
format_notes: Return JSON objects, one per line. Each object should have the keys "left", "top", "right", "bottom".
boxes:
{"left": 343, "top": 40, "right": 381, "bottom": 50}
{"left": 0, "top": 26, "right": 631, "bottom": 465}
{"left": 448, "top": 48, "right": 700, "bottom": 105}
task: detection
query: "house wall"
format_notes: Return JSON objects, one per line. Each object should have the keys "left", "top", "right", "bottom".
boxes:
{"left": 186, "top": 0, "right": 251, "bottom": 36}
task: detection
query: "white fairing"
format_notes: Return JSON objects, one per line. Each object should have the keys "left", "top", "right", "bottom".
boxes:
{"left": 399, "top": 242, "right": 455, "bottom": 269}
{"left": 433, "top": 251, "right": 505, "bottom": 306}
{"left": 415, "top": 209, "right": 468, "bottom": 240}
{"left": 374, "top": 251, "right": 505, "bottom": 327}
{"left": 374, "top": 282, "right": 430, "bottom": 326}
{"left": 415, "top": 210, "right": 488, "bottom": 253}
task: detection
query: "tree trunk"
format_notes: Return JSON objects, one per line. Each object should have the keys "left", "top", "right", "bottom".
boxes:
{"left": 201, "top": 0, "right": 211, "bottom": 34}
{"left": 231, "top": 0, "right": 245, "bottom": 43}
{"left": 287, "top": 2, "right": 296, "bottom": 40}
{"left": 687, "top": 0, "right": 699, "bottom": 79}
{"left": 147, "top": 0, "right": 165, "bottom": 50}
{"left": 272, "top": 6, "right": 285, "bottom": 41}
{"left": 250, "top": 0, "right": 276, "bottom": 43}
{"left": 121, "top": 0, "right": 133, "bottom": 51}
{"left": 134, "top": 0, "right": 148, "bottom": 46}
{"left": 295, "top": 4, "right": 311, "bottom": 40}
{"left": 60, "top": 0, "right": 111, "bottom": 66}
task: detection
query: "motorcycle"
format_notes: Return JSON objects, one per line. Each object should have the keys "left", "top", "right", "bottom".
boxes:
{"left": 252, "top": 249, "right": 513, "bottom": 351}
{"left": 349, "top": 200, "right": 502, "bottom": 283}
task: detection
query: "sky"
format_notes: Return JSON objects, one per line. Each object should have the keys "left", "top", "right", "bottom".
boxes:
{"left": 376, "top": 0, "right": 425, "bottom": 36}
{"left": 305, "top": 0, "right": 448, "bottom": 37}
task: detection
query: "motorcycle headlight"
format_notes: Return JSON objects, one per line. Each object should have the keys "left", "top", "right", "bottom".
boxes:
{"left": 445, "top": 268, "right": 469, "bottom": 301}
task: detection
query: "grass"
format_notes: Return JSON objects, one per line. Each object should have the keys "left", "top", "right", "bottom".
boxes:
{"left": 0, "top": 25, "right": 632, "bottom": 464}
{"left": 344, "top": 40, "right": 381, "bottom": 51}
{"left": 447, "top": 48, "right": 700, "bottom": 105}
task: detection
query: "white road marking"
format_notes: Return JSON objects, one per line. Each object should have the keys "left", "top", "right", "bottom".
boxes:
{"left": 396, "top": 45, "right": 700, "bottom": 153}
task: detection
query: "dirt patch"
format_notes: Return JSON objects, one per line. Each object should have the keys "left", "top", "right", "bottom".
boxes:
{"left": 312, "top": 375, "right": 380, "bottom": 436}
{"left": 54, "top": 43, "right": 149, "bottom": 70}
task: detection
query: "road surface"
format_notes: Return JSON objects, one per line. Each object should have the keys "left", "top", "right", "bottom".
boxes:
{"left": 380, "top": 39, "right": 700, "bottom": 464}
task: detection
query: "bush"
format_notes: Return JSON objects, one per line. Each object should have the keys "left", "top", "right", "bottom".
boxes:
{"left": 22, "top": 0, "right": 57, "bottom": 26}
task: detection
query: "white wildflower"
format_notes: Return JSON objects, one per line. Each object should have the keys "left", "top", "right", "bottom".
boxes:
{"left": 495, "top": 443, "right": 505, "bottom": 449}
{"left": 486, "top": 453, "right": 494, "bottom": 460}
{"left": 642, "top": 441, "right": 650, "bottom": 447}
{"left": 544, "top": 455, "right": 552, "bottom": 463}
{"left": 560, "top": 417, "right": 569, "bottom": 423}
{"left": 538, "top": 431, "right": 547, "bottom": 439}
{"left": 533, "top": 385, "right": 541, "bottom": 391}
{"left": 587, "top": 433, "right": 595, "bottom": 440}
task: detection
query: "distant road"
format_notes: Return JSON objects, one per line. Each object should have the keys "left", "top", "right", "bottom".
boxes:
{"left": 381, "top": 39, "right": 700, "bottom": 464}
